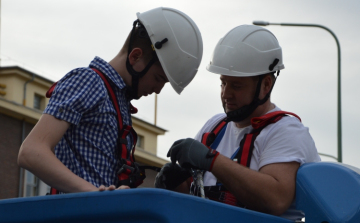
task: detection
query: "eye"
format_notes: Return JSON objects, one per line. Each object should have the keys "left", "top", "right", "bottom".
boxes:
{"left": 155, "top": 75, "right": 162, "bottom": 82}
{"left": 231, "top": 83, "right": 244, "bottom": 89}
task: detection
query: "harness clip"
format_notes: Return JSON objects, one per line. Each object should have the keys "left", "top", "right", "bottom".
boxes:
{"left": 118, "top": 164, "right": 135, "bottom": 175}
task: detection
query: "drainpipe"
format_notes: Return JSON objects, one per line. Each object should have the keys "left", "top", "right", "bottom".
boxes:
{"left": 23, "top": 74, "right": 35, "bottom": 106}
{"left": 18, "top": 121, "right": 26, "bottom": 197}
{"left": 19, "top": 73, "right": 35, "bottom": 196}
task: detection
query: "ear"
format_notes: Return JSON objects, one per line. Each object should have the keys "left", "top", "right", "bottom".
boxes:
{"left": 128, "top": 48, "right": 143, "bottom": 65}
{"left": 261, "top": 74, "right": 273, "bottom": 96}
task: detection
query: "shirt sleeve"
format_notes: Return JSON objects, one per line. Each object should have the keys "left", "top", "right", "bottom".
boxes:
{"left": 255, "top": 116, "right": 321, "bottom": 168}
{"left": 44, "top": 68, "right": 107, "bottom": 125}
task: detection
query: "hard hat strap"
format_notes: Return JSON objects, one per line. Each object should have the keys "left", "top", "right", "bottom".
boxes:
{"left": 125, "top": 19, "right": 159, "bottom": 100}
{"left": 226, "top": 71, "right": 279, "bottom": 122}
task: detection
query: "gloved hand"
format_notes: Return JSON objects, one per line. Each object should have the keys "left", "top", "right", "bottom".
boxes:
{"left": 167, "top": 138, "right": 219, "bottom": 171}
{"left": 154, "top": 163, "right": 192, "bottom": 190}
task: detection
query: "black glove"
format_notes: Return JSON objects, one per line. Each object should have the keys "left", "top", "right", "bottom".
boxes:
{"left": 167, "top": 138, "right": 219, "bottom": 171}
{"left": 154, "top": 163, "right": 192, "bottom": 190}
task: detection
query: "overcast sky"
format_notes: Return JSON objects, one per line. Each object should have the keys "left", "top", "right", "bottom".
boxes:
{"left": 2, "top": 0, "right": 360, "bottom": 168}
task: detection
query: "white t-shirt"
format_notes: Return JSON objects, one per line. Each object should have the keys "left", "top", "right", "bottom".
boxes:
{"left": 194, "top": 106, "right": 321, "bottom": 221}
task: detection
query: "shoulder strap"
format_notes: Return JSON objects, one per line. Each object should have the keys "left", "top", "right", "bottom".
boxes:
{"left": 46, "top": 82, "right": 58, "bottom": 98}
{"left": 236, "top": 111, "right": 301, "bottom": 167}
{"left": 91, "top": 69, "right": 147, "bottom": 188}
{"left": 251, "top": 111, "right": 301, "bottom": 130}
{"left": 91, "top": 68, "right": 138, "bottom": 162}
{"left": 92, "top": 68, "right": 124, "bottom": 130}
{"left": 201, "top": 117, "right": 228, "bottom": 148}
{"left": 237, "top": 133, "right": 257, "bottom": 167}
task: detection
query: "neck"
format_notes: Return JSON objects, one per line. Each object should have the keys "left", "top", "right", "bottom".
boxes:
{"left": 234, "top": 101, "right": 275, "bottom": 128}
{"left": 109, "top": 53, "right": 132, "bottom": 86}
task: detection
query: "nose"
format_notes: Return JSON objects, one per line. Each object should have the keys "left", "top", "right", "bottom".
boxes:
{"left": 221, "top": 84, "right": 232, "bottom": 99}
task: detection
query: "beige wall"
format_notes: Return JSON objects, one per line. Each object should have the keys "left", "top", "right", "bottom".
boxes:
{"left": 0, "top": 68, "right": 50, "bottom": 108}
{"left": 133, "top": 121, "right": 159, "bottom": 154}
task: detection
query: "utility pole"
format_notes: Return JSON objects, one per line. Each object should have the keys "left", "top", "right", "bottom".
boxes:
{"left": 0, "top": 0, "right": 2, "bottom": 66}
{"left": 253, "top": 21, "right": 342, "bottom": 162}
{"left": 154, "top": 94, "right": 157, "bottom": 125}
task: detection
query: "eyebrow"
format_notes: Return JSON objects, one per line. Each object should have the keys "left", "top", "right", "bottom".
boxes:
{"left": 220, "top": 76, "right": 227, "bottom": 82}
{"left": 220, "top": 76, "right": 245, "bottom": 85}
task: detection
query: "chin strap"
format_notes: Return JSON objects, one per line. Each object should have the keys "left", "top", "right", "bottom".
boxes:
{"left": 226, "top": 71, "right": 279, "bottom": 122}
{"left": 125, "top": 20, "right": 159, "bottom": 100}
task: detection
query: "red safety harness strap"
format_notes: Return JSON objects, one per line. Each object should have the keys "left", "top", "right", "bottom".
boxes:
{"left": 89, "top": 68, "right": 143, "bottom": 188}
{"left": 251, "top": 111, "right": 301, "bottom": 130}
{"left": 94, "top": 68, "right": 124, "bottom": 130}
{"left": 201, "top": 118, "right": 227, "bottom": 148}
{"left": 49, "top": 187, "right": 60, "bottom": 195}
{"left": 234, "top": 111, "right": 301, "bottom": 168}
{"left": 92, "top": 68, "right": 137, "bottom": 162}
{"left": 47, "top": 68, "right": 140, "bottom": 194}
{"left": 46, "top": 82, "right": 58, "bottom": 98}
{"left": 201, "top": 111, "right": 301, "bottom": 206}
{"left": 237, "top": 133, "right": 257, "bottom": 167}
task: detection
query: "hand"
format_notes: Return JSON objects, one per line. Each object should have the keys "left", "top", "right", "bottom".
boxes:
{"left": 98, "top": 185, "right": 130, "bottom": 191}
{"left": 155, "top": 163, "right": 191, "bottom": 190}
{"left": 167, "top": 138, "right": 219, "bottom": 171}
{"left": 116, "top": 185, "right": 130, "bottom": 190}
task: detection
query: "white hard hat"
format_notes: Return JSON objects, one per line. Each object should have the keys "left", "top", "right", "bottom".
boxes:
{"left": 137, "top": 7, "right": 203, "bottom": 94}
{"left": 207, "top": 25, "right": 284, "bottom": 77}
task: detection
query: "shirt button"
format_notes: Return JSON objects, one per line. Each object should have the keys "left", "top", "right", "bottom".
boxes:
{"left": 59, "top": 108, "right": 64, "bottom": 113}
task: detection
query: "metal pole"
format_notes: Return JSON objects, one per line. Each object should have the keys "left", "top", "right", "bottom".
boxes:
{"left": 253, "top": 21, "right": 342, "bottom": 162}
{"left": 154, "top": 94, "right": 157, "bottom": 125}
{"left": 0, "top": 0, "right": 2, "bottom": 66}
{"left": 318, "top": 152, "right": 338, "bottom": 162}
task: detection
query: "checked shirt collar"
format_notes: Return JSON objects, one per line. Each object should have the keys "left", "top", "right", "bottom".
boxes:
{"left": 89, "top": 56, "right": 127, "bottom": 92}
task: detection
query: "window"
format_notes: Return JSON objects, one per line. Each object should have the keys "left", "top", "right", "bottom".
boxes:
{"left": 33, "top": 94, "right": 44, "bottom": 110}
{"left": 136, "top": 135, "right": 144, "bottom": 148}
{"left": 24, "top": 170, "right": 38, "bottom": 197}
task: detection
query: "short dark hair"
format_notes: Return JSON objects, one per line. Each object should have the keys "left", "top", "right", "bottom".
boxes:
{"left": 123, "top": 25, "right": 155, "bottom": 64}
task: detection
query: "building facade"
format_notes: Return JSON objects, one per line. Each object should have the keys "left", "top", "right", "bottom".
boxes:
{"left": 0, "top": 66, "right": 168, "bottom": 199}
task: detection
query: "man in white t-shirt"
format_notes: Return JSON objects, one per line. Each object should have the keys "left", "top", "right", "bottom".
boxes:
{"left": 155, "top": 25, "right": 320, "bottom": 221}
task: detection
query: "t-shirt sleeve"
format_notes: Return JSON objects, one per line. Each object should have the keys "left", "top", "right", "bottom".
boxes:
{"left": 44, "top": 68, "right": 107, "bottom": 125}
{"left": 256, "top": 116, "right": 320, "bottom": 168}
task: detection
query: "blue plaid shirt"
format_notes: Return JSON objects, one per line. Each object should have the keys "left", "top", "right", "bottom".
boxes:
{"left": 44, "top": 57, "right": 133, "bottom": 189}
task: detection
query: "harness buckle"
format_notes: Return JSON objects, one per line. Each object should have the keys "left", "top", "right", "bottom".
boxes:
{"left": 118, "top": 138, "right": 128, "bottom": 145}
{"left": 118, "top": 164, "right": 135, "bottom": 175}
{"left": 206, "top": 132, "right": 216, "bottom": 146}
{"left": 117, "top": 161, "right": 146, "bottom": 188}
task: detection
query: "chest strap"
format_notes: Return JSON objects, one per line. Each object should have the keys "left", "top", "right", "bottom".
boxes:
{"left": 200, "top": 111, "right": 301, "bottom": 206}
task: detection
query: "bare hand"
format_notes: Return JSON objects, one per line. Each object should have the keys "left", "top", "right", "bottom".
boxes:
{"left": 98, "top": 185, "right": 130, "bottom": 191}
{"left": 116, "top": 185, "right": 130, "bottom": 190}
{"left": 98, "top": 185, "right": 115, "bottom": 191}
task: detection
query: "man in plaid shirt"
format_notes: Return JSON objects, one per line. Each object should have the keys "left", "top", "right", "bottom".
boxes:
{"left": 18, "top": 7, "right": 203, "bottom": 193}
